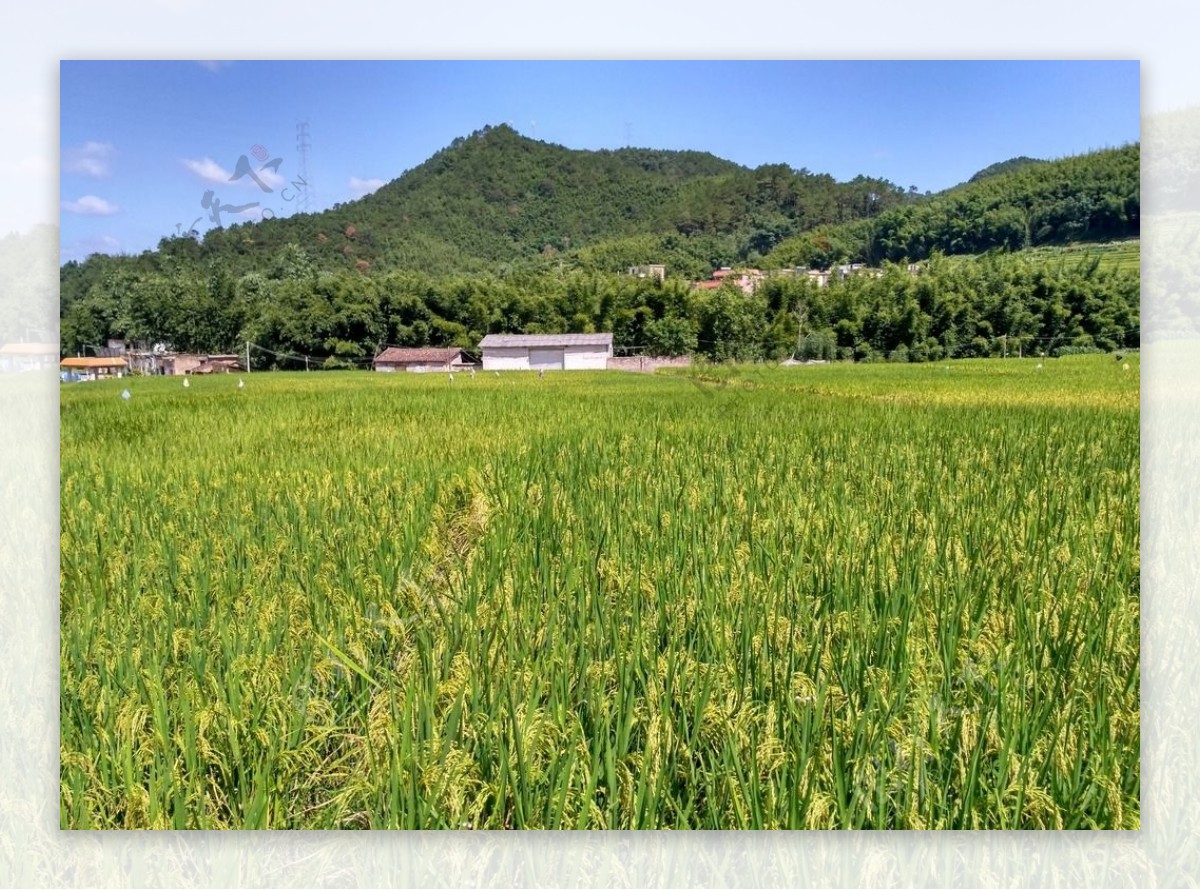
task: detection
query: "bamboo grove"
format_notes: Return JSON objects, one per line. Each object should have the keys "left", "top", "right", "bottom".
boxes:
{"left": 60, "top": 244, "right": 1138, "bottom": 368}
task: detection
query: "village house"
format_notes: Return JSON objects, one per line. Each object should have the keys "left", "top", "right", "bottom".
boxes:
{"left": 479, "top": 333, "right": 612, "bottom": 371}
{"left": 125, "top": 348, "right": 161, "bottom": 375}
{"left": 691, "top": 267, "right": 765, "bottom": 295}
{"left": 189, "top": 355, "right": 243, "bottom": 374}
{"left": 626, "top": 264, "right": 666, "bottom": 282}
{"left": 60, "top": 356, "right": 128, "bottom": 381}
{"left": 127, "top": 350, "right": 250, "bottom": 375}
{"left": 156, "top": 354, "right": 204, "bottom": 375}
{"left": 86, "top": 340, "right": 233, "bottom": 376}
{"left": 373, "top": 347, "right": 467, "bottom": 373}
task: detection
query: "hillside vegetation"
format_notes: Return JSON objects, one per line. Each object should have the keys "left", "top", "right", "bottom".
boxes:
{"left": 763, "top": 144, "right": 1138, "bottom": 269}
{"left": 59, "top": 127, "right": 1139, "bottom": 363}
{"left": 968, "top": 156, "right": 1046, "bottom": 183}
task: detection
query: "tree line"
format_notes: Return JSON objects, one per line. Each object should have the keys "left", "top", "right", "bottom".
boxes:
{"left": 60, "top": 242, "right": 1138, "bottom": 366}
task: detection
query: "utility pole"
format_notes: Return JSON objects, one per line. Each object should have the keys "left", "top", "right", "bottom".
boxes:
{"left": 246, "top": 341, "right": 251, "bottom": 373}
{"left": 795, "top": 303, "right": 809, "bottom": 359}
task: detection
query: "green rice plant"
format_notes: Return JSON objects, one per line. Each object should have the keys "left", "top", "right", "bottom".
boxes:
{"left": 60, "top": 356, "right": 1139, "bottom": 828}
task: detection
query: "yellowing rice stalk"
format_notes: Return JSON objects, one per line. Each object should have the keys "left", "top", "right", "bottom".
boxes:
{"left": 59, "top": 356, "right": 1139, "bottom": 828}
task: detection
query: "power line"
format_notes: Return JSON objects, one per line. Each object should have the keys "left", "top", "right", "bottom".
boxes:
{"left": 248, "top": 342, "right": 375, "bottom": 369}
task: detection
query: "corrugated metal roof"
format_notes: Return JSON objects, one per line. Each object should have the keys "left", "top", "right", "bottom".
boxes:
{"left": 374, "top": 347, "right": 463, "bottom": 363}
{"left": 478, "top": 333, "right": 613, "bottom": 348}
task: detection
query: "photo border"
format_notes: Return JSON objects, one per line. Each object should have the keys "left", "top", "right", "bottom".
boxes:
{"left": 1, "top": 23, "right": 1193, "bottom": 887}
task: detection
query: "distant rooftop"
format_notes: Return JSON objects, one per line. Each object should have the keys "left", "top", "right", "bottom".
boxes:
{"left": 375, "top": 347, "right": 463, "bottom": 363}
{"left": 60, "top": 357, "right": 127, "bottom": 369}
{"left": 479, "top": 333, "right": 613, "bottom": 348}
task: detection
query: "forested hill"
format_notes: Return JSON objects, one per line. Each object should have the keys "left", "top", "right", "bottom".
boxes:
{"left": 58, "top": 127, "right": 1139, "bottom": 362}
{"left": 329, "top": 125, "right": 744, "bottom": 271}
{"left": 61, "top": 126, "right": 1138, "bottom": 289}
{"left": 762, "top": 143, "right": 1139, "bottom": 269}
{"left": 108, "top": 124, "right": 754, "bottom": 279}
{"left": 60, "top": 123, "right": 919, "bottom": 287}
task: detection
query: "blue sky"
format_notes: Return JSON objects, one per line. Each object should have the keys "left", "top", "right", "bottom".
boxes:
{"left": 59, "top": 60, "right": 1140, "bottom": 264}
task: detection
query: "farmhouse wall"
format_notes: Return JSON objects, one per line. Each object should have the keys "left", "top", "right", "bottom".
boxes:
{"left": 563, "top": 344, "right": 610, "bottom": 370}
{"left": 606, "top": 355, "right": 693, "bottom": 373}
{"left": 481, "top": 346, "right": 531, "bottom": 371}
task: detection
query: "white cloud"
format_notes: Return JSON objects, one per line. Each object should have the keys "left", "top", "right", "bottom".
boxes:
{"left": 258, "top": 166, "right": 286, "bottom": 191}
{"left": 349, "top": 176, "right": 386, "bottom": 196}
{"left": 183, "top": 156, "right": 287, "bottom": 191}
{"left": 61, "top": 195, "right": 119, "bottom": 216}
{"left": 63, "top": 141, "right": 114, "bottom": 178}
{"left": 182, "top": 156, "right": 232, "bottom": 184}
{"left": 195, "top": 61, "right": 232, "bottom": 73}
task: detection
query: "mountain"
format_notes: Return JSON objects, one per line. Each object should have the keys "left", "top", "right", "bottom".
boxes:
{"left": 65, "top": 124, "right": 916, "bottom": 285}
{"left": 968, "top": 156, "right": 1045, "bottom": 183}
{"left": 62, "top": 129, "right": 1141, "bottom": 288}
{"left": 155, "top": 125, "right": 753, "bottom": 279}
{"left": 58, "top": 127, "right": 1140, "bottom": 363}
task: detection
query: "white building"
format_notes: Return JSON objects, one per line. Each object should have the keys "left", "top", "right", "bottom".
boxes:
{"left": 479, "top": 333, "right": 613, "bottom": 371}
{"left": 627, "top": 264, "right": 666, "bottom": 281}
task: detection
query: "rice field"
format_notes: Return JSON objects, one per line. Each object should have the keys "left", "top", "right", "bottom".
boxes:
{"left": 952, "top": 239, "right": 1141, "bottom": 276}
{"left": 59, "top": 356, "right": 1140, "bottom": 829}
{"left": 1030, "top": 239, "right": 1141, "bottom": 275}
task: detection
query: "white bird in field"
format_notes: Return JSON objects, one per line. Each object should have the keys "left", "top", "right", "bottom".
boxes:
{"left": 538, "top": 368, "right": 545, "bottom": 379}
{"left": 183, "top": 378, "right": 190, "bottom": 388}
{"left": 1123, "top": 363, "right": 1130, "bottom": 371}
{"left": 1036, "top": 363, "right": 1043, "bottom": 370}
{"left": 238, "top": 378, "right": 245, "bottom": 389}
{"left": 448, "top": 373, "right": 454, "bottom": 383}
{"left": 494, "top": 371, "right": 499, "bottom": 378}
{"left": 470, "top": 368, "right": 476, "bottom": 380}
{"left": 121, "top": 389, "right": 131, "bottom": 401}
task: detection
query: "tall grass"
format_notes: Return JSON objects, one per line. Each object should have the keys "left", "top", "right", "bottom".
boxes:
{"left": 59, "top": 357, "right": 1139, "bottom": 828}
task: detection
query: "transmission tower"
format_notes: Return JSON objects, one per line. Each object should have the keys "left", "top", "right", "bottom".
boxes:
{"left": 295, "top": 121, "right": 314, "bottom": 213}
